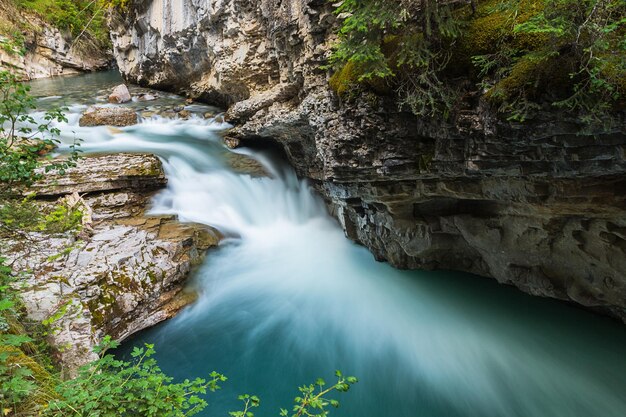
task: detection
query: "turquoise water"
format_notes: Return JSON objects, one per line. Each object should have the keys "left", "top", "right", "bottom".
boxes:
{"left": 29, "top": 72, "right": 626, "bottom": 417}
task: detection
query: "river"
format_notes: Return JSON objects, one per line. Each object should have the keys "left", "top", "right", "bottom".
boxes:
{"left": 28, "top": 72, "right": 626, "bottom": 417}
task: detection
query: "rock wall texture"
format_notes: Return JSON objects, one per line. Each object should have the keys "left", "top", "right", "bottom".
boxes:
{"left": 0, "top": 0, "right": 110, "bottom": 79}
{"left": 1, "top": 154, "right": 220, "bottom": 374}
{"left": 111, "top": 0, "right": 626, "bottom": 322}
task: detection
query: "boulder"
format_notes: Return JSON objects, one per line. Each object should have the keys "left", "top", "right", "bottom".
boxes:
{"left": 79, "top": 106, "right": 138, "bottom": 127}
{"left": 108, "top": 84, "right": 132, "bottom": 103}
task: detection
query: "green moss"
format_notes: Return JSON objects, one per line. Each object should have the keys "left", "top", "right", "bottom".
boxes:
{"left": 147, "top": 270, "right": 158, "bottom": 284}
{"left": 86, "top": 284, "right": 120, "bottom": 328}
{"left": 0, "top": 345, "right": 57, "bottom": 411}
{"left": 329, "top": 60, "right": 391, "bottom": 98}
{"left": 329, "top": 61, "right": 362, "bottom": 97}
{"left": 458, "top": 0, "right": 547, "bottom": 59}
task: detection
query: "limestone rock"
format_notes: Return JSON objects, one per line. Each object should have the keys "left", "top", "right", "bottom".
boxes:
{"left": 1, "top": 153, "right": 220, "bottom": 374}
{"left": 31, "top": 154, "right": 166, "bottom": 196}
{"left": 79, "top": 106, "right": 138, "bottom": 127}
{"left": 225, "top": 83, "right": 299, "bottom": 123}
{"left": 109, "top": 84, "right": 132, "bottom": 104}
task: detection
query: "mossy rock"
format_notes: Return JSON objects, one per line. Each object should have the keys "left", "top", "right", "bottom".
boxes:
{"left": 597, "top": 52, "right": 626, "bottom": 96}
{"left": 329, "top": 60, "right": 391, "bottom": 98}
{"left": 452, "top": 0, "right": 548, "bottom": 67}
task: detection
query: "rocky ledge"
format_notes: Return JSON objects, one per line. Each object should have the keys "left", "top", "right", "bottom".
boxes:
{"left": 0, "top": 153, "right": 220, "bottom": 374}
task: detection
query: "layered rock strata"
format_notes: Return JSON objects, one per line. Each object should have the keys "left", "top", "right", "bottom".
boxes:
{"left": 1, "top": 153, "right": 220, "bottom": 373}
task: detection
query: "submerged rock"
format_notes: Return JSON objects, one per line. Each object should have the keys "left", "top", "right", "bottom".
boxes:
{"left": 79, "top": 106, "right": 138, "bottom": 127}
{"left": 108, "top": 84, "right": 132, "bottom": 104}
{"left": 137, "top": 92, "right": 157, "bottom": 101}
{"left": 1, "top": 153, "right": 220, "bottom": 374}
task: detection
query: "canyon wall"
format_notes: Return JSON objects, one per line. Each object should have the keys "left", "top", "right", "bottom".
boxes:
{"left": 111, "top": 0, "right": 626, "bottom": 321}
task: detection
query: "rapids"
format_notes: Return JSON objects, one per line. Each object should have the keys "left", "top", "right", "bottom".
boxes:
{"left": 27, "top": 72, "right": 626, "bottom": 417}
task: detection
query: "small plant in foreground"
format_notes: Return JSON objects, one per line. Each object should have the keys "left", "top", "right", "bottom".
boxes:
{"left": 231, "top": 370, "right": 358, "bottom": 417}
{"left": 42, "top": 335, "right": 356, "bottom": 417}
{"left": 0, "top": 70, "right": 81, "bottom": 196}
{"left": 44, "top": 336, "right": 227, "bottom": 417}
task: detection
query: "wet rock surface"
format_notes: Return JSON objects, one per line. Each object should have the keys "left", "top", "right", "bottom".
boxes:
{"left": 79, "top": 106, "right": 138, "bottom": 127}
{"left": 113, "top": 0, "right": 626, "bottom": 322}
{"left": 1, "top": 154, "right": 220, "bottom": 373}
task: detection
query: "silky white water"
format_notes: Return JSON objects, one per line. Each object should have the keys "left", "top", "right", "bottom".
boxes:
{"left": 28, "top": 72, "right": 626, "bottom": 417}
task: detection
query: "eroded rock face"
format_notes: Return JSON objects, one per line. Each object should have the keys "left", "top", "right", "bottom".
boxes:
{"left": 110, "top": 0, "right": 334, "bottom": 106}
{"left": 0, "top": 2, "right": 110, "bottom": 79}
{"left": 1, "top": 154, "right": 220, "bottom": 374}
{"left": 79, "top": 106, "right": 138, "bottom": 127}
{"left": 112, "top": 0, "right": 626, "bottom": 322}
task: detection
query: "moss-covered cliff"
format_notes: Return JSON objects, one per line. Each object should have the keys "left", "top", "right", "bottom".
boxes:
{"left": 0, "top": 0, "right": 111, "bottom": 79}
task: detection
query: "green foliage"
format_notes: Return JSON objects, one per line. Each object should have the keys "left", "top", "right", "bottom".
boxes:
{"left": 0, "top": 30, "right": 27, "bottom": 57}
{"left": 0, "top": 196, "right": 84, "bottom": 239}
{"left": 44, "top": 336, "right": 227, "bottom": 417}
{"left": 0, "top": 258, "right": 32, "bottom": 409}
{"left": 284, "top": 370, "right": 357, "bottom": 417}
{"left": 231, "top": 370, "right": 357, "bottom": 417}
{"left": 44, "top": 336, "right": 356, "bottom": 417}
{"left": 0, "top": 194, "right": 41, "bottom": 232}
{"left": 330, "top": 0, "right": 626, "bottom": 125}
{"left": 37, "top": 203, "right": 83, "bottom": 234}
{"left": 0, "top": 257, "right": 54, "bottom": 416}
{"left": 230, "top": 394, "right": 260, "bottom": 417}
{"left": 329, "top": 0, "right": 462, "bottom": 117}
{"left": 476, "top": 0, "right": 626, "bottom": 123}
{"left": 13, "top": 0, "right": 124, "bottom": 47}
{"left": 0, "top": 70, "right": 81, "bottom": 196}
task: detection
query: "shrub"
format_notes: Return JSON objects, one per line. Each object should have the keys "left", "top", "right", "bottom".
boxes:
{"left": 0, "top": 70, "right": 80, "bottom": 196}
{"left": 329, "top": 0, "right": 626, "bottom": 125}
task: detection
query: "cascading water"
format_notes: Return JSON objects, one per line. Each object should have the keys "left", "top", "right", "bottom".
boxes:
{"left": 27, "top": 73, "right": 626, "bottom": 417}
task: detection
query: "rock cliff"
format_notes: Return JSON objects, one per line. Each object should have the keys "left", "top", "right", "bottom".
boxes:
{"left": 111, "top": 0, "right": 626, "bottom": 322}
{"left": 0, "top": 0, "right": 110, "bottom": 79}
